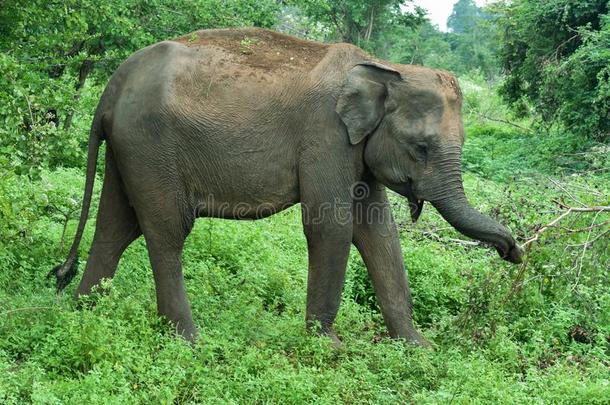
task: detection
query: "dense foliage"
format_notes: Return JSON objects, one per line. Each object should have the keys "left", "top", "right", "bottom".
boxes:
{"left": 496, "top": 0, "right": 610, "bottom": 140}
{"left": 1, "top": 1, "right": 608, "bottom": 402}
{"left": 294, "top": 0, "right": 499, "bottom": 78}
{"left": 293, "top": 0, "right": 426, "bottom": 50}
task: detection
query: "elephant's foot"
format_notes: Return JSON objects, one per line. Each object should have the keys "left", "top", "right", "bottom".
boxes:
{"left": 322, "top": 329, "right": 344, "bottom": 349}
{"left": 386, "top": 320, "right": 433, "bottom": 348}
{"left": 308, "top": 322, "right": 344, "bottom": 349}
{"left": 404, "top": 329, "right": 433, "bottom": 349}
{"left": 159, "top": 311, "right": 198, "bottom": 343}
{"left": 172, "top": 318, "right": 198, "bottom": 343}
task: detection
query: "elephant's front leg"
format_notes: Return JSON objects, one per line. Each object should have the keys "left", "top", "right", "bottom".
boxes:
{"left": 352, "top": 179, "right": 430, "bottom": 347}
{"left": 301, "top": 199, "right": 353, "bottom": 343}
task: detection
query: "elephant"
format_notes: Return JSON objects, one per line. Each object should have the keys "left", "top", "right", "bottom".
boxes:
{"left": 52, "top": 27, "right": 523, "bottom": 346}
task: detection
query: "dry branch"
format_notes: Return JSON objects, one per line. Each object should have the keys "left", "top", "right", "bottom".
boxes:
{"left": 1, "top": 306, "right": 54, "bottom": 316}
{"left": 419, "top": 230, "right": 481, "bottom": 247}
{"left": 477, "top": 113, "right": 533, "bottom": 132}
{"left": 546, "top": 177, "right": 586, "bottom": 207}
{"left": 521, "top": 202, "right": 610, "bottom": 248}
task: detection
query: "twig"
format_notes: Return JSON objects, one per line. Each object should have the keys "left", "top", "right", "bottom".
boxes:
{"left": 554, "top": 201, "right": 610, "bottom": 212}
{"left": 158, "top": 5, "right": 185, "bottom": 16}
{"left": 546, "top": 177, "right": 585, "bottom": 207}
{"left": 502, "top": 202, "right": 609, "bottom": 302}
{"left": 477, "top": 113, "right": 533, "bottom": 132}
{"left": 550, "top": 33, "right": 580, "bottom": 61}
{"left": 554, "top": 179, "right": 605, "bottom": 196}
{"left": 500, "top": 242, "right": 533, "bottom": 305}
{"left": 419, "top": 230, "right": 481, "bottom": 247}
{"left": 587, "top": 229, "right": 610, "bottom": 245}
{"left": 1, "top": 306, "right": 54, "bottom": 316}
{"left": 521, "top": 203, "right": 610, "bottom": 248}
{"left": 22, "top": 89, "right": 35, "bottom": 126}
{"left": 521, "top": 210, "right": 575, "bottom": 248}
{"left": 571, "top": 211, "right": 602, "bottom": 292}
{"left": 558, "top": 149, "right": 609, "bottom": 156}
{"left": 566, "top": 229, "right": 610, "bottom": 248}
{"left": 559, "top": 219, "right": 610, "bottom": 233}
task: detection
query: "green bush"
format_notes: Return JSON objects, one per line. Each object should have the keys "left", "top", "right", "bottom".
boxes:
{"left": 497, "top": 0, "right": 610, "bottom": 141}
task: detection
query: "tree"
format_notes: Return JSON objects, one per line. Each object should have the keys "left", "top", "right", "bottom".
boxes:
{"left": 293, "top": 0, "right": 426, "bottom": 53}
{"left": 447, "top": 0, "right": 485, "bottom": 34}
{"left": 387, "top": 21, "right": 458, "bottom": 69}
{"left": 496, "top": 0, "right": 610, "bottom": 140}
{"left": 445, "top": 0, "right": 500, "bottom": 78}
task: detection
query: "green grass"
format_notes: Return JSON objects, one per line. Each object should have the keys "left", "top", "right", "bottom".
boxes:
{"left": 2, "top": 166, "right": 609, "bottom": 403}
{"left": 1, "top": 81, "right": 609, "bottom": 403}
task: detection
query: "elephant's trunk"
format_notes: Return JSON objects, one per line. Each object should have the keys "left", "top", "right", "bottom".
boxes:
{"left": 420, "top": 147, "right": 522, "bottom": 263}
{"left": 431, "top": 195, "right": 522, "bottom": 263}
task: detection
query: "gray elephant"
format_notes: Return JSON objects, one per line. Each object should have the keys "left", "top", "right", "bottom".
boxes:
{"left": 52, "top": 28, "right": 522, "bottom": 346}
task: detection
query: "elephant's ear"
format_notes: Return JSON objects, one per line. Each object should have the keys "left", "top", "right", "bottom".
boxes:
{"left": 336, "top": 61, "right": 401, "bottom": 145}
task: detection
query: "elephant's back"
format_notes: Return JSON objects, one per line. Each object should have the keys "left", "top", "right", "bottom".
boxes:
{"left": 170, "top": 27, "right": 330, "bottom": 76}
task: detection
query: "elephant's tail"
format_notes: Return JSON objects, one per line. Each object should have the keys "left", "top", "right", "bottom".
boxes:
{"left": 49, "top": 109, "right": 104, "bottom": 292}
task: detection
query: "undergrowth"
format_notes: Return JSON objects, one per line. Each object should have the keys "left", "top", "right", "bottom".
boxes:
{"left": 1, "top": 76, "right": 609, "bottom": 403}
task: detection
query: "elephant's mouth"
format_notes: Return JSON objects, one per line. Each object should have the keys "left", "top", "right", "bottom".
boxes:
{"left": 393, "top": 178, "right": 424, "bottom": 223}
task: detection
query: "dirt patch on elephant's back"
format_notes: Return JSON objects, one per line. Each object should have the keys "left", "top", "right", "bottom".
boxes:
{"left": 172, "top": 28, "right": 329, "bottom": 73}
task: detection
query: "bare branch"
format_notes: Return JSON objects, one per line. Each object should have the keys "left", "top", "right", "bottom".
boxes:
{"left": 521, "top": 203, "right": 610, "bottom": 249}
{"left": 1, "top": 306, "right": 54, "bottom": 316}
{"left": 546, "top": 177, "right": 586, "bottom": 207}
{"left": 555, "top": 202, "right": 610, "bottom": 212}
{"left": 22, "top": 89, "right": 35, "bottom": 127}
{"left": 571, "top": 210, "right": 603, "bottom": 292}
{"left": 559, "top": 219, "right": 610, "bottom": 233}
{"left": 477, "top": 113, "right": 533, "bottom": 132}
{"left": 419, "top": 230, "right": 481, "bottom": 247}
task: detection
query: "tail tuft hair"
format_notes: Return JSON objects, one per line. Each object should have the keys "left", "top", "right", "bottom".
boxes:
{"left": 48, "top": 257, "right": 79, "bottom": 292}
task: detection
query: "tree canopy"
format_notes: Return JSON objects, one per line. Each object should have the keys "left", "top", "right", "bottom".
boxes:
{"left": 294, "top": 0, "right": 426, "bottom": 52}
{"left": 447, "top": 0, "right": 487, "bottom": 33}
{"left": 496, "top": 0, "right": 610, "bottom": 139}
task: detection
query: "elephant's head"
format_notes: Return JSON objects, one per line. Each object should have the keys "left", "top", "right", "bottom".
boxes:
{"left": 337, "top": 61, "right": 522, "bottom": 264}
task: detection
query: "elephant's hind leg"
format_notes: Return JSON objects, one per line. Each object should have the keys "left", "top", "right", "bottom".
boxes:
{"left": 132, "top": 193, "right": 197, "bottom": 341}
{"left": 142, "top": 229, "right": 197, "bottom": 341}
{"left": 76, "top": 146, "right": 142, "bottom": 298}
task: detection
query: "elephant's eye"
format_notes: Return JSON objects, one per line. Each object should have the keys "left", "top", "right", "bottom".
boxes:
{"left": 415, "top": 143, "right": 428, "bottom": 159}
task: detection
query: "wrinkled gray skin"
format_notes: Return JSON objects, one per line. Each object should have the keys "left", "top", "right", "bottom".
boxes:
{"left": 53, "top": 28, "right": 523, "bottom": 346}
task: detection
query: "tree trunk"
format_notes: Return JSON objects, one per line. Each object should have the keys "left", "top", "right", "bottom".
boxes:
{"left": 364, "top": 6, "right": 375, "bottom": 43}
{"left": 63, "top": 59, "right": 94, "bottom": 131}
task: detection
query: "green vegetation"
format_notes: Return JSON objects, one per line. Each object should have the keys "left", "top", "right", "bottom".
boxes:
{"left": 1, "top": 1, "right": 609, "bottom": 403}
{"left": 497, "top": 0, "right": 610, "bottom": 141}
